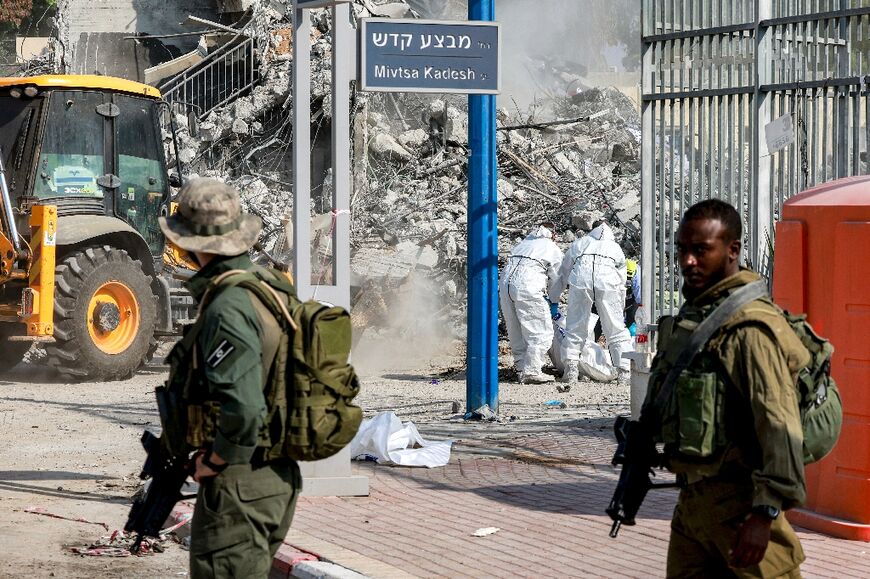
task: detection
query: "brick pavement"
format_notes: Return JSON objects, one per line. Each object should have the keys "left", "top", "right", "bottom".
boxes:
{"left": 288, "top": 419, "right": 870, "bottom": 578}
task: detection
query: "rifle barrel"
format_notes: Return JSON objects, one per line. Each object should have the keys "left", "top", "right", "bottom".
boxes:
{"left": 609, "top": 520, "right": 622, "bottom": 538}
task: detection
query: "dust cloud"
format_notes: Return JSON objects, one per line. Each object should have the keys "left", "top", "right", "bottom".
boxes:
{"left": 495, "top": 0, "right": 640, "bottom": 111}
{"left": 352, "top": 273, "right": 461, "bottom": 375}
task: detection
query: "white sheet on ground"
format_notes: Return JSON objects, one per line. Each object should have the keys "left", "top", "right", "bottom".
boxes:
{"left": 578, "top": 341, "right": 618, "bottom": 382}
{"left": 350, "top": 411, "right": 453, "bottom": 468}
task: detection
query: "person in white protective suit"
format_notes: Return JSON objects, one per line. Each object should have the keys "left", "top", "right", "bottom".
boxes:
{"left": 549, "top": 221, "right": 633, "bottom": 384}
{"left": 499, "top": 224, "right": 564, "bottom": 384}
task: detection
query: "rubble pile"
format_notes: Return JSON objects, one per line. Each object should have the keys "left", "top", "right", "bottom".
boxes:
{"left": 160, "top": 0, "right": 642, "bottom": 337}
{"left": 350, "top": 87, "right": 641, "bottom": 333}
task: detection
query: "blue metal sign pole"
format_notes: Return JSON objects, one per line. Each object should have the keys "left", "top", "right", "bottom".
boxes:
{"left": 466, "top": 0, "right": 498, "bottom": 413}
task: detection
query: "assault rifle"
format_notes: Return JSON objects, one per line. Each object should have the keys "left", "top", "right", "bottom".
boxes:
{"left": 124, "top": 430, "right": 193, "bottom": 552}
{"left": 605, "top": 416, "right": 678, "bottom": 538}
{"left": 607, "top": 283, "right": 769, "bottom": 537}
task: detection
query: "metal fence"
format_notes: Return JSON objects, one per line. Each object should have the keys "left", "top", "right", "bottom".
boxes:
{"left": 160, "top": 34, "right": 258, "bottom": 119}
{"left": 641, "top": 0, "right": 870, "bottom": 316}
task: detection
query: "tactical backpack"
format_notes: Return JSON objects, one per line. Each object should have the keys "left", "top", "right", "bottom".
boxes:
{"left": 200, "top": 268, "right": 363, "bottom": 462}
{"left": 780, "top": 310, "right": 842, "bottom": 464}
{"left": 649, "top": 280, "right": 842, "bottom": 465}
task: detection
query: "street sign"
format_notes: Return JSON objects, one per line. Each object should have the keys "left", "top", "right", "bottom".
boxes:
{"left": 359, "top": 18, "right": 500, "bottom": 94}
{"left": 764, "top": 113, "right": 795, "bottom": 155}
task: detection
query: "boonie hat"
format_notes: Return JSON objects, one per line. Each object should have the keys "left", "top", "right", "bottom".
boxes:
{"left": 159, "top": 178, "right": 262, "bottom": 256}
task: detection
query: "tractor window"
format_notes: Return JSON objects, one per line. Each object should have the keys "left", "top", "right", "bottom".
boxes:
{"left": 33, "top": 91, "right": 105, "bottom": 199}
{"left": 115, "top": 95, "right": 166, "bottom": 255}
{"left": 0, "top": 95, "right": 40, "bottom": 201}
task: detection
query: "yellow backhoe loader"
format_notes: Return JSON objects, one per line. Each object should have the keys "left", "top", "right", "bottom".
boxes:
{"left": 0, "top": 75, "right": 199, "bottom": 380}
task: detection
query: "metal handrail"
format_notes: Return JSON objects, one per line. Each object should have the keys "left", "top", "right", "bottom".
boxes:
{"left": 160, "top": 33, "right": 258, "bottom": 119}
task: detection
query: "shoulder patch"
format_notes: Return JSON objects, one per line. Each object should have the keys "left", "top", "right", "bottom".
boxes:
{"left": 206, "top": 339, "right": 236, "bottom": 369}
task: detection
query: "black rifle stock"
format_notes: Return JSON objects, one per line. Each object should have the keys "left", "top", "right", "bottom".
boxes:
{"left": 125, "top": 387, "right": 193, "bottom": 553}
{"left": 606, "top": 416, "right": 677, "bottom": 538}
{"left": 124, "top": 430, "right": 192, "bottom": 553}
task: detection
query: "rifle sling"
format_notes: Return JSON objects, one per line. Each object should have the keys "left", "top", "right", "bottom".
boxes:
{"left": 651, "top": 280, "right": 768, "bottom": 418}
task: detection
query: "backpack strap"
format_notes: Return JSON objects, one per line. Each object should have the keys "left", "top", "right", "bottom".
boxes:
{"left": 199, "top": 269, "right": 298, "bottom": 332}
{"left": 198, "top": 269, "right": 251, "bottom": 316}
{"left": 648, "top": 280, "right": 768, "bottom": 421}
{"left": 246, "top": 293, "right": 283, "bottom": 376}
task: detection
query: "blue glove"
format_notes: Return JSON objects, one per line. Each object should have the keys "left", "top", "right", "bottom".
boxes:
{"left": 549, "top": 302, "right": 559, "bottom": 317}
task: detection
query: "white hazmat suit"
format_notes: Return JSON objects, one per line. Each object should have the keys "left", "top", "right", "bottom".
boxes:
{"left": 499, "top": 226, "right": 563, "bottom": 383}
{"left": 549, "top": 223, "right": 632, "bottom": 375}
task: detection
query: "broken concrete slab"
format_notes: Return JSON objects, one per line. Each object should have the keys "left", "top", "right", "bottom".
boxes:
{"left": 369, "top": 133, "right": 412, "bottom": 163}
{"left": 144, "top": 38, "right": 208, "bottom": 86}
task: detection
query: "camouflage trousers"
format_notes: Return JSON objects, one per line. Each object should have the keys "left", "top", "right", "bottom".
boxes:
{"left": 190, "top": 461, "right": 301, "bottom": 579}
{"left": 667, "top": 477, "right": 804, "bottom": 578}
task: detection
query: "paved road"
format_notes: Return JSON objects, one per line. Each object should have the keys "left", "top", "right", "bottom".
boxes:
{"left": 1, "top": 355, "right": 867, "bottom": 578}
{"left": 0, "top": 362, "right": 188, "bottom": 578}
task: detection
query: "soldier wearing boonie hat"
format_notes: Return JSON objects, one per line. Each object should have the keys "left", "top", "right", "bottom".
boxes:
{"left": 159, "top": 178, "right": 301, "bottom": 578}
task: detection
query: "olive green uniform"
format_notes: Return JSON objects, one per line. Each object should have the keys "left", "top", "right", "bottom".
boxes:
{"left": 645, "top": 270, "right": 810, "bottom": 578}
{"left": 169, "top": 253, "right": 301, "bottom": 578}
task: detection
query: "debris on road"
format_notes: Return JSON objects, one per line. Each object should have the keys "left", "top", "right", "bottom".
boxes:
{"left": 69, "top": 530, "right": 169, "bottom": 557}
{"left": 23, "top": 506, "right": 109, "bottom": 531}
{"left": 465, "top": 404, "right": 499, "bottom": 422}
{"left": 472, "top": 527, "right": 501, "bottom": 537}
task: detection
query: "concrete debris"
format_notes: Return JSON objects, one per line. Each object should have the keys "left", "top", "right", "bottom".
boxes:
{"left": 157, "top": 1, "right": 641, "bottom": 341}
{"left": 69, "top": 530, "right": 167, "bottom": 557}
{"left": 369, "top": 133, "right": 413, "bottom": 162}
{"left": 465, "top": 405, "right": 499, "bottom": 422}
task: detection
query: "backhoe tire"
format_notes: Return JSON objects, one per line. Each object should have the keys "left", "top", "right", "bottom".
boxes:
{"left": 47, "top": 246, "right": 157, "bottom": 381}
{"left": 0, "top": 325, "right": 32, "bottom": 368}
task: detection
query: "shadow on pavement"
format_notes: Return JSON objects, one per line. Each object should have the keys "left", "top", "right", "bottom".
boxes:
{"left": 0, "top": 395, "right": 159, "bottom": 429}
{"left": 0, "top": 470, "right": 108, "bottom": 481}
{"left": 0, "top": 471, "right": 131, "bottom": 504}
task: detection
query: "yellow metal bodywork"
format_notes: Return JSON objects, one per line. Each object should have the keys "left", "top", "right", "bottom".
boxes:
{"left": 164, "top": 240, "right": 200, "bottom": 272}
{"left": 0, "top": 231, "right": 15, "bottom": 279}
{"left": 0, "top": 74, "right": 161, "bottom": 99}
{"left": 26, "top": 205, "right": 56, "bottom": 336}
{"left": 163, "top": 202, "right": 200, "bottom": 272}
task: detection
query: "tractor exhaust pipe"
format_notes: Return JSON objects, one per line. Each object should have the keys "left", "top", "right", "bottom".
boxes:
{"left": 0, "top": 147, "right": 23, "bottom": 254}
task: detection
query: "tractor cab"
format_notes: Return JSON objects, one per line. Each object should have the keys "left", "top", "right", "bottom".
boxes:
{"left": 0, "top": 75, "right": 193, "bottom": 380}
{"left": 0, "top": 75, "right": 172, "bottom": 260}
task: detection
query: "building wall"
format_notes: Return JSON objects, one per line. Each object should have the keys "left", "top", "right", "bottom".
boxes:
{"left": 59, "top": 0, "right": 219, "bottom": 74}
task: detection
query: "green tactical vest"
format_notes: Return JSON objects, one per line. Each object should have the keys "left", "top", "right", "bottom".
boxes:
{"left": 163, "top": 266, "right": 284, "bottom": 453}
{"left": 644, "top": 297, "right": 733, "bottom": 462}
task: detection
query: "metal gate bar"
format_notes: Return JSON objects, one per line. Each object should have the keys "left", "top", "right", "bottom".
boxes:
{"left": 642, "top": 0, "right": 870, "bottom": 317}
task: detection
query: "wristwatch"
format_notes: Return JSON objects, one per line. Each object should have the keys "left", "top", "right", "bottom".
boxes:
{"left": 202, "top": 450, "right": 229, "bottom": 473}
{"left": 751, "top": 504, "right": 781, "bottom": 520}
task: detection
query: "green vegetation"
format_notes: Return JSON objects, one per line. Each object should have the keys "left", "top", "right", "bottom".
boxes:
{"left": 0, "top": 0, "right": 57, "bottom": 64}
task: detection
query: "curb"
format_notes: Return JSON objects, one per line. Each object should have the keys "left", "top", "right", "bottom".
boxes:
{"left": 168, "top": 505, "right": 367, "bottom": 579}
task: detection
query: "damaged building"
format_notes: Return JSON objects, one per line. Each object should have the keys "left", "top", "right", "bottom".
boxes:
{"left": 31, "top": 0, "right": 642, "bottom": 343}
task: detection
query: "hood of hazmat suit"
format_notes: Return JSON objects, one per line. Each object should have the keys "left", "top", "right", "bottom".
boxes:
{"left": 499, "top": 226, "right": 564, "bottom": 377}
{"left": 567, "top": 223, "right": 626, "bottom": 291}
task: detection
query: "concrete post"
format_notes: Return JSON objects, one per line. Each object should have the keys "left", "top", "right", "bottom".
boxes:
{"left": 293, "top": 1, "right": 368, "bottom": 497}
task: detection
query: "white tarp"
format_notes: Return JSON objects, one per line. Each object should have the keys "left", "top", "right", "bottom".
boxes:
{"left": 350, "top": 412, "right": 452, "bottom": 468}
{"left": 550, "top": 308, "right": 615, "bottom": 381}
{"left": 577, "top": 342, "right": 619, "bottom": 382}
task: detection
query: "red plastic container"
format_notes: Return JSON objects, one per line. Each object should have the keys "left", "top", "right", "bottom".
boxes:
{"left": 774, "top": 175, "right": 870, "bottom": 541}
